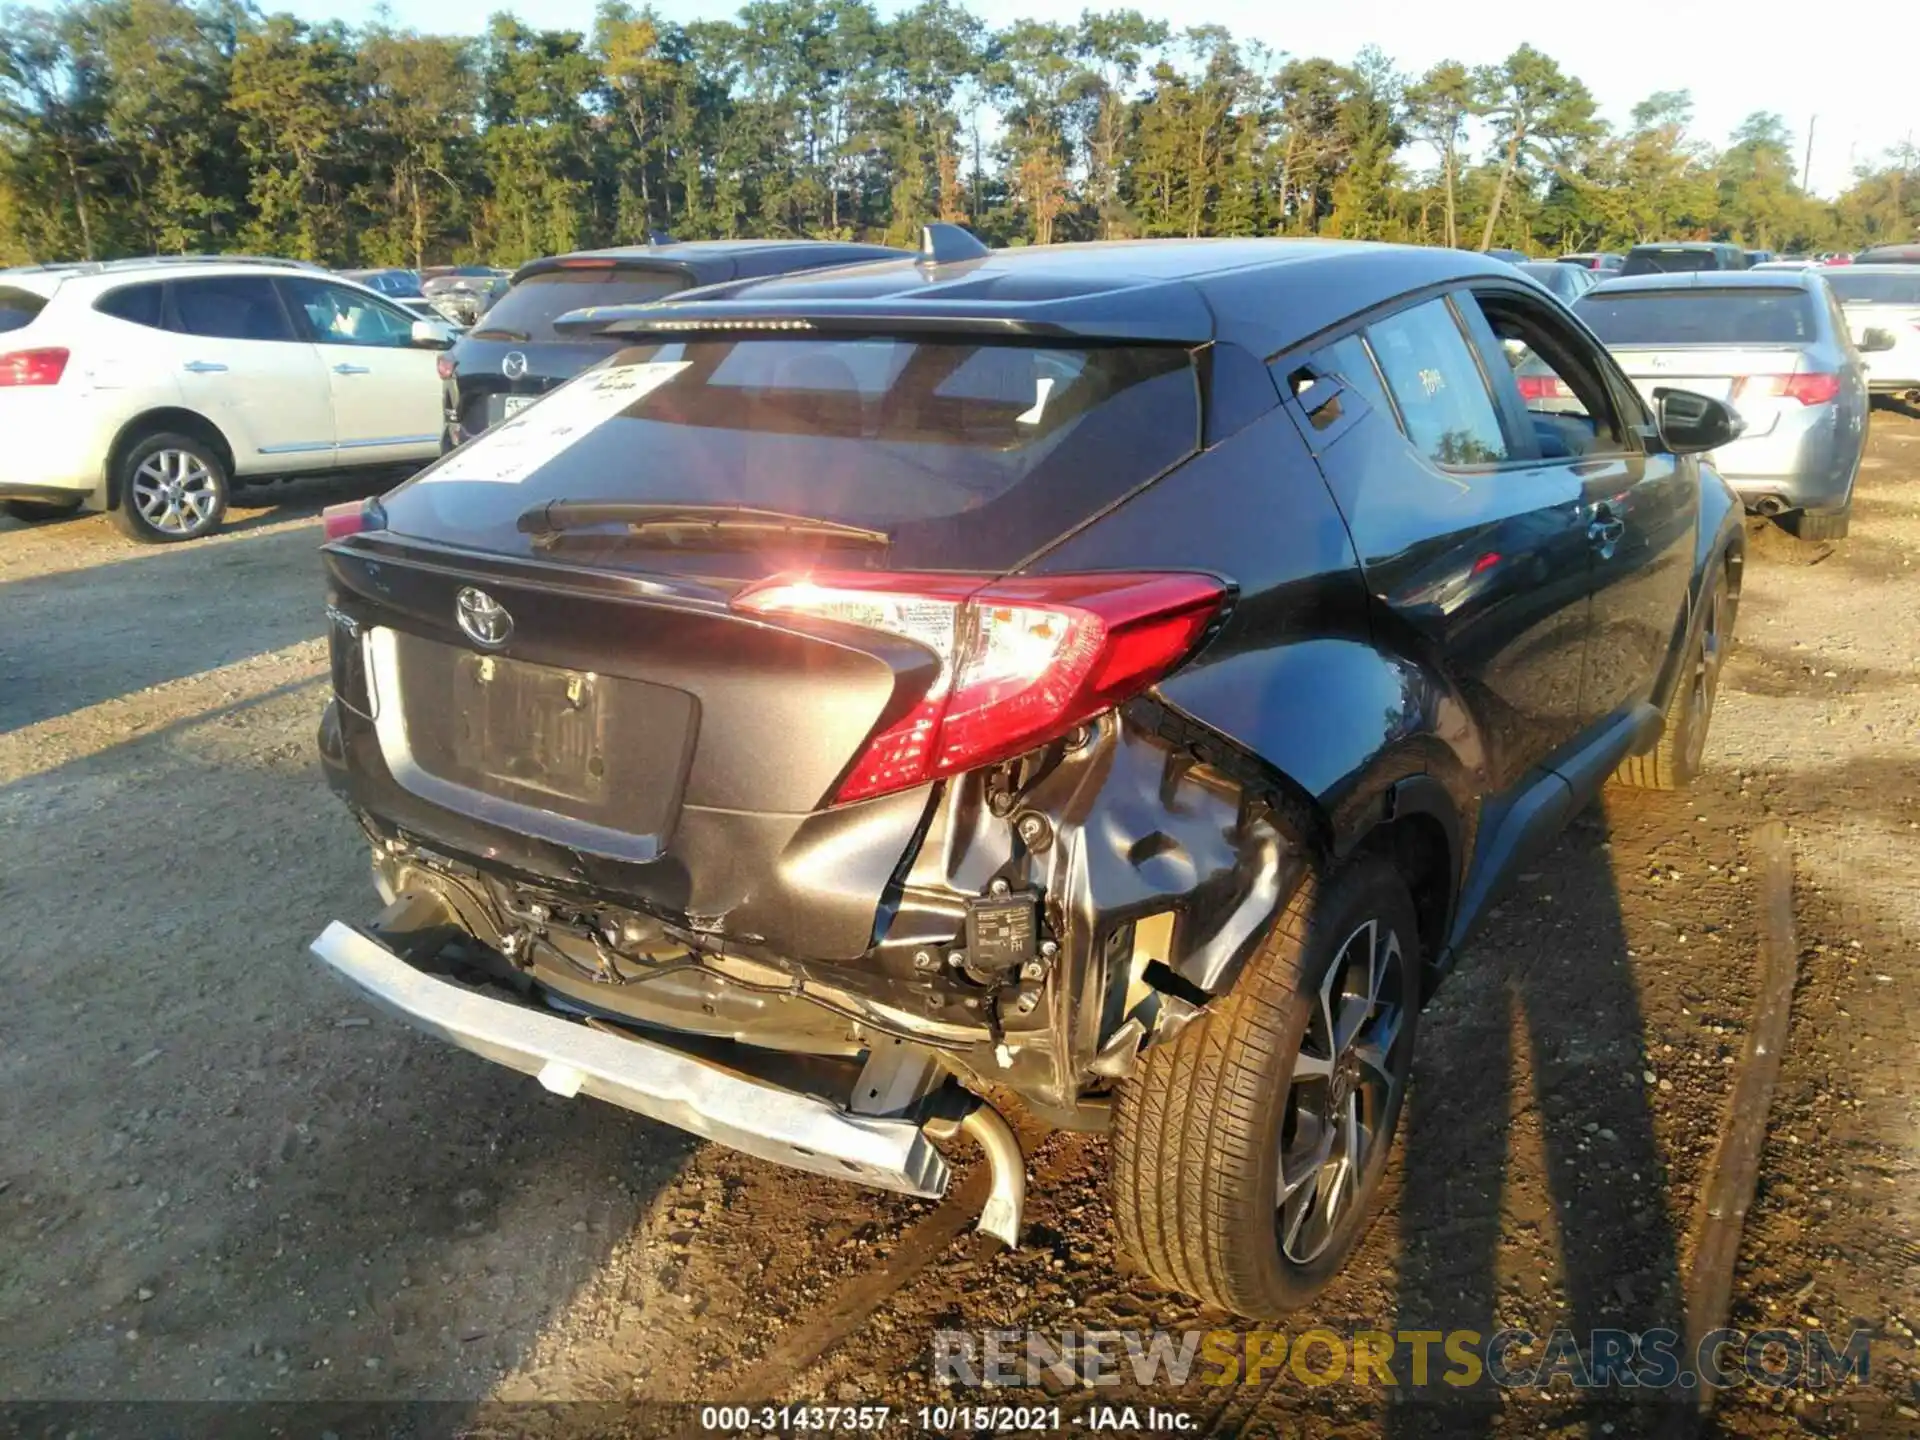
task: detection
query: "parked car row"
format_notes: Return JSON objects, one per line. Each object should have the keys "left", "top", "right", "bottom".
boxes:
{"left": 0, "top": 242, "right": 906, "bottom": 541}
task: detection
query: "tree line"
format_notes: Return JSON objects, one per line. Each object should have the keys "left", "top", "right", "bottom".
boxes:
{"left": 2, "top": 0, "right": 1916, "bottom": 269}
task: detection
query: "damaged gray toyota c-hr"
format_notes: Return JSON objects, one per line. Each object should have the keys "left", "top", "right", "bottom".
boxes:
{"left": 310, "top": 227, "right": 1745, "bottom": 1318}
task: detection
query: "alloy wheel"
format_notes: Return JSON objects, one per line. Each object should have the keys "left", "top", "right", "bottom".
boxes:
{"left": 130, "top": 450, "right": 220, "bottom": 537}
{"left": 1276, "top": 917, "right": 1411, "bottom": 1265}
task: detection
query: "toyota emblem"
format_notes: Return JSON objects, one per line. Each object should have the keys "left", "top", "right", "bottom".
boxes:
{"left": 456, "top": 587, "right": 514, "bottom": 649}
{"left": 501, "top": 351, "right": 529, "bottom": 380}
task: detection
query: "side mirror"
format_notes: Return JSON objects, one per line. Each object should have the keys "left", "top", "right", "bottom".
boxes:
{"left": 410, "top": 318, "right": 454, "bottom": 350}
{"left": 1655, "top": 388, "right": 1744, "bottom": 455}
{"left": 1859, "top": 327, "right": 1897, "bottom": 354}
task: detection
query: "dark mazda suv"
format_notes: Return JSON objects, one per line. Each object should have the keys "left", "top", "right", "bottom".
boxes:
{"left": 441, "top": 238, "right": 908, "bottom": 449}
{"left": 311, "top": 231, "right": 1745, "bottom": 1318}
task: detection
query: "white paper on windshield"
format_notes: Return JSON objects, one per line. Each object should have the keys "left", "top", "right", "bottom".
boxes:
{"left": 421, "top": 361, "right": 690, "bottom": 484}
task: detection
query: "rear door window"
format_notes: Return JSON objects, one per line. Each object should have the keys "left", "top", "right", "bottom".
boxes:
{"left": 472, "top": 270, "right": 692, "bottom": 343}
{"left": 1577, "top": 289, "right": 1816, "bottom": 345}
{"left": 166, "top": 276, "right": 296, "bottom": 342}
{"left": 381, "top": 337, "right": 1201, "bottom": 572}
{"left": 0, "top": 285, "right": 48, "bottom": 333}
{"left": 95, "top": 283, "right": 165, "bottom": 329}
{"left": 1363, "top": 298, "right": 1511, "bottom": 466}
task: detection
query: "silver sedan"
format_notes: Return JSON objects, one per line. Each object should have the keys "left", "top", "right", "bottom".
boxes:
{"left": 1572, "top": 270, "right": 1892, "bottom": 540}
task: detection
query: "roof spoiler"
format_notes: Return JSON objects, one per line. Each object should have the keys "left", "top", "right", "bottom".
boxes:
{"left": 919, "top": 223, "right": 989, "bottom": 265}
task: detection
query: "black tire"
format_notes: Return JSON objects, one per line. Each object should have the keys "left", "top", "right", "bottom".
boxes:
{"left": 1111, "top": 855, "right": 1421, "bottom": 1318}
{"left": 1614, "top": 566, "right": 1731, "bottom": 791}
{"left": 1787, "top": 506, "right": 1850, "bottom": 542}
{"left": 2, "top": 496, "right": 84, "bottom": 523}
{"left": 112, "top": 431, "right": 229, "bottom": 543}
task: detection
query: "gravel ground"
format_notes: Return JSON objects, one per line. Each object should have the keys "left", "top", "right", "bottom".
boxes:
{"left": 1, "top": 429, "right": 1915, "bottom": 1438}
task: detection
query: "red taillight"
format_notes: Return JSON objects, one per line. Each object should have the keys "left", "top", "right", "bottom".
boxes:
{"left": 436, "top": 354, "right": 455, "bottom": 381}
{"left": 1471, "top": 551, "right": 1502, "bottom": 575}
{"left": 1735, "top": 372, "right": 1841, "bottom": 406}
{"left": 734, "top": 570, "right": 1228, "bottom": 804}
{"left": 321, "top": 499, "right": 386, "bottom": 542}
{"left": 0, "top": 347, "right": 69, "bottom": 387}
{"left": 556, "top": 257, "right": 617, "bottom": 269}
{"left": 1516, "top": 374, "right": 1571, "bottom": 401}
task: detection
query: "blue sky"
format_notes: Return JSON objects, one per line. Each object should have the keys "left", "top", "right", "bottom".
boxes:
{"left": 299, "top": 0, "right": 1906, "bottom": 199}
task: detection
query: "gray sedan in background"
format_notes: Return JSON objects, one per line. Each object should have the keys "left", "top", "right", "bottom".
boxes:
{"left": 1573, "top": 270, "right": 1891, "bottom": 540}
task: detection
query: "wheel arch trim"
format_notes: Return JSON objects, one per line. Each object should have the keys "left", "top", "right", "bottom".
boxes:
{"left": 101, "top": 408, "right": 238, "bottom": 511}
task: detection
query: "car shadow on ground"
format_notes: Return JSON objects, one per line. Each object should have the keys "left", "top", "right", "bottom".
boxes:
{"left": 1385, "top": 798, "right": 1686, "bottom": 1435}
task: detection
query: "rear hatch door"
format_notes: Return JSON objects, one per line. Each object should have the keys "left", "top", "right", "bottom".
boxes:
{"left": 328, "top": 332, "right": 1203, "bottom": 865}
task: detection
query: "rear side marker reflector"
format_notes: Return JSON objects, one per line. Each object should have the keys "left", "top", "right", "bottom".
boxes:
{"left": 735, "top": 571, "right": 1228, "bottom": 804}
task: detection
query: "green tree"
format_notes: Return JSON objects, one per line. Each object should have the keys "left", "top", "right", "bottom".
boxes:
{"left": 476, "top": 14, "right": 599, "bottom": 263}
{"left": 1474, "top": 44, "right": 1597, "bottom": 251}
{"left": 1405, "top": 59, "right": 1478, "bottom": 247}
{"left": 355, "top": 25, "right": 477, "bottom": 266}
{"left": 229, "top": 14, "right": 355, "bottom": 260}
{"left": 1329, "top": 45, "right": 1403, "bottom": 239}
{"left": 1072, "top": 9, "right": 1166, "bottom": 238}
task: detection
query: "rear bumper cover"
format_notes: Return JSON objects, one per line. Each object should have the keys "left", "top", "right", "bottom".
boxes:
{"left": 309, "top": 917, "right": 955, "bottom": 1199}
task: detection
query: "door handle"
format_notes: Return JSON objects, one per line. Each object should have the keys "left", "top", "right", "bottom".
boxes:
{"left": 332, "top": 363, "right": 372, "bottom": 375}
{"left": 182, "top": 360, "right": 228, "bottom": 373}
{"left": 1588, "top": 517, "right": 1626, "bottom": 547}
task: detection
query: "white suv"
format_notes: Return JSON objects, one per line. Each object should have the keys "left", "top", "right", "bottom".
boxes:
{"left": 0, "top": 258, "right": 452, "bottom": 542}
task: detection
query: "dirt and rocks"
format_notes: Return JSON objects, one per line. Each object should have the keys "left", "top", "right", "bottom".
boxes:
{"left": 1, "top": 427, "right": 1916, "bottom": 1439}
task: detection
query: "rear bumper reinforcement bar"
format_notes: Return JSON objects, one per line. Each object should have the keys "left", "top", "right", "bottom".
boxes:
{"left": 309, "top": 919, "right": 959, "bottom": 1203}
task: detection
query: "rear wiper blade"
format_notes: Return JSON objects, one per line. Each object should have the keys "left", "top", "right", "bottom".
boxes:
{"left": 517, "top": 501, "right": 892, "bottom": 550}
{"left": 471, "top": 326, "right": 530, "bottom": 342}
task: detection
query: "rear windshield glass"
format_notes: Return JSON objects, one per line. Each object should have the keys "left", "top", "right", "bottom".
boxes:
{"left": 1577, "top": 289, "right": 1815, "bottom": 346}
{"left": 1824, "top": 270, "right": 1920, "bottom": 304}
{"left": 471, "top": 270, "right": 691, "bottom": 344}
{"left": 1621, "top": 248, "right": 1725, "bottom": 275}
{"left": 382, "top": 338, "right": 1201, "bottom": 570}
{"left": 0, "top": 285, "right": 48, "bottom": 333}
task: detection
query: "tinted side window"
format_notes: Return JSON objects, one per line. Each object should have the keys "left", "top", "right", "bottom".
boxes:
{"left": 95, "top": 283, "right": 165, "bottom": 329}
{"left": 1364, "top": 299, "right": 1510, "bottom": 466}
{"left": 0, "top": 285, "right": 48, "bottom": 333}
{"left": 168, "top": 276, "right": 295, "bottom": 341}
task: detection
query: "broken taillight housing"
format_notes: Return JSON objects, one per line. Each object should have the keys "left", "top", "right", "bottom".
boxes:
{"left": 734, "top": 571, "right": 1228, "bottom": 803}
